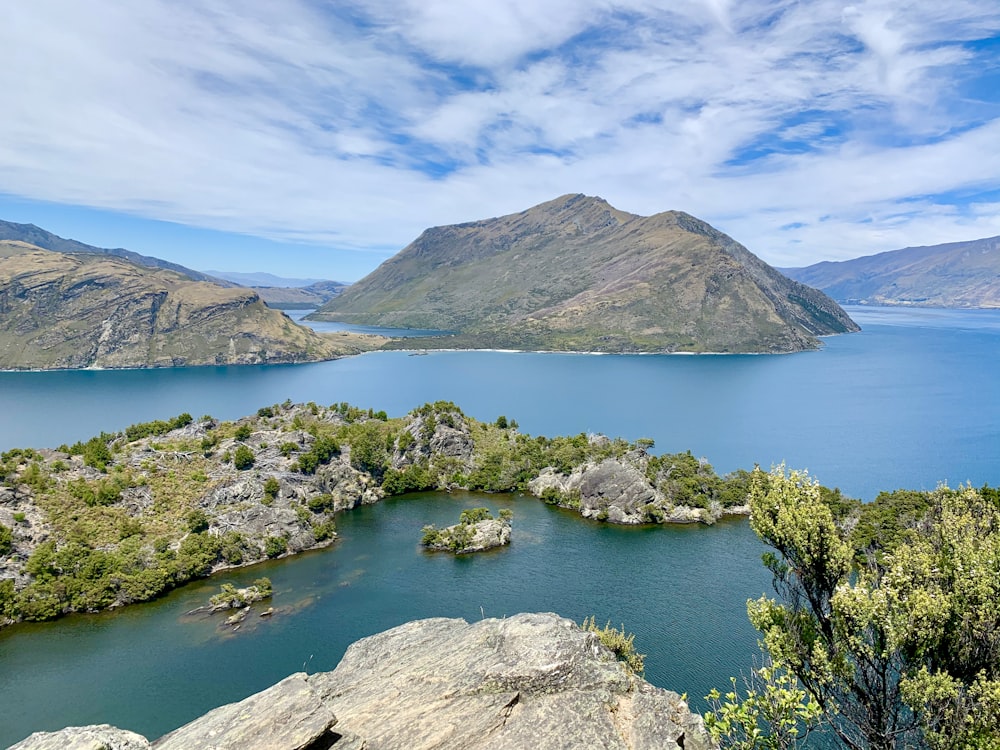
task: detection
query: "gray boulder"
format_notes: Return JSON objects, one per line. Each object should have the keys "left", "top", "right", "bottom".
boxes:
{"left": 8, "top": 725, "right": 150, "bottom": 750}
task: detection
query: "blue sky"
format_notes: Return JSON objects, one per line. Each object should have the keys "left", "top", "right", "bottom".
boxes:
{"left": 2, "top": 1, "right": 999, "bottom": 281}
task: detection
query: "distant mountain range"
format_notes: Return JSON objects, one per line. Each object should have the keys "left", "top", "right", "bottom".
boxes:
{"left": 206, "top": 270, "right": 329, "bottom": 287}
{"left": 205, "top": 271, "right": 349, "bottom": 309}
{"left": 0, "top": 220, "right": 232, "bottom": 286}
{"left": 311, "top": 194, "right": 858, "bottom": 353}
{"left": 783, "top": 235, "right": 1000, "bottom": 308}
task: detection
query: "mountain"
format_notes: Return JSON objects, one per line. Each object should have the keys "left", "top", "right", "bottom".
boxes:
{"left": 0, "top": 219, "right": 232, "bottom": 286}
{"left": 205, "top": 270, "right": 330, "bottom": 287}
{"left": 0, "top": 241, "right": 382, "bottom": 369}
{"left": 252, "top": 280, "right": 349, "bottom": 309}
{"left": 310, "top": 194, "right": 858, "bottom": 353}
{"left": 782, "top": 235, "right": 1000, "bottom": 308}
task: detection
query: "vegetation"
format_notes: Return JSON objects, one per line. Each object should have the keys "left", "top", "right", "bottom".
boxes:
{"left": 581, "top": 616, "right": 645, "bottom": 676}
{"left": 208, "top": 578, "right": 272, "bottom": 610}
{"left": 421, "top": 506, "right": 511, "bottom": 553}
{"left": 706, "top": 467, "right": 1000, "bottom": 750}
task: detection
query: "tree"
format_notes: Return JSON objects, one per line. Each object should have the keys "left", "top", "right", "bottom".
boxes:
{"left": 744, "top": 467, "right": 1000, "bottom": 750}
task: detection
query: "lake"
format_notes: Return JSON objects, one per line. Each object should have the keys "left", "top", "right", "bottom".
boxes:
{"left": 0, "top": 306, "right": 997, "bottom": 746}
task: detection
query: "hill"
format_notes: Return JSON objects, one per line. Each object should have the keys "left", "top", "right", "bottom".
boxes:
{"left": 253, "top": 280, "right": 349, "bottom": 309}
{"left": 0, "top": 219, "right": 231, "bottom": 285}
{"left": 782, "top": 235, "right": 1000, "bottom": 308}
{"left": 0, "top": 242, "right": 382, "bottom": 369}
{"left": 309, "top": 194, "right": 858, "bottom": 353}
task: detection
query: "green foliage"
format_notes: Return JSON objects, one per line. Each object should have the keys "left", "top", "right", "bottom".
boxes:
{"left": 232, "top": 445, "right": 255, "bottom": 470}
{"left": 294, "top": 435, "right": 338, "bottom": 474}
{"left": 186, "top": 509, "right": 210, "bottom": 533}
{"left": 311, "top": 519, "right": 337, "bottom": 542}
{"left": 66, "top": 435, "right": 116, "bottom": 472}
{"left": 745, "top": 467, "right": 1000, "bottom": 750}
{"left": 123, "top": 413, "right": 193, "bottom": 441}
{"left": 495, "top": 415, "right": 508, "bottom": 429}
{"left": 498, "top": 508, "right": 513, "bottom": 521}
{"left": 849, "top": 488, "right": 932, "bottom": 562}
{"left": 581, "top": 616, "right": 645, "bottom": 675}
{"left": 257, "top": 406, "right": 275, "bottom": 418}
{"left": 264, "top": 536, "right": 288, "bottom": 558}
{"left": 0, "top": 523, "right": 12, "bottom": 556}
{"left": 12, "top": 512, "right": 26, "bottom": 523}
{"left": 306, "top": 493, "right": 336, "bottom": 513}
{"left": 263, "top": 476, "right": 280, "bottom": 500}
{"left": 67, "top": 476, "right": 127, "bottom": 507}
{"left": 459, "top": 507, "right": 491, "bottom": 524}
{"left": 382, "top": 464, "right": 435, "bottom": 495}
{"left": 234, "top": 423, "right": 253, "bottom": 441}
{"left": 279, "top": 441, "right": 299, "bottom": 458}
{"left": 704, "top": 653, "right": 824, "bottom": 750}
{"left": 342, "top": 420, "right": 391, "bottom": 476}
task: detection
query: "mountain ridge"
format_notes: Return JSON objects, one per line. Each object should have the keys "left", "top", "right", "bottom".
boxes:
{"left": 783, "top": 235, "right": 1000, "bottom": 308}
{"left": 0, "top": 219, "right": 232, "bottom": 286}
{"left": 0, "top": 241, "right": 381, "bottom": 369}
{"left": 310, "top": 194, "right": 858, "bottom": 353}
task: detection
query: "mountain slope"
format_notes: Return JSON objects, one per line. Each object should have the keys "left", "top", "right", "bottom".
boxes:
{"left": 310, "top": 194, "right": 858, "bottom": 353}
{"left": 0, "top": 242, "right": 380, "bottom": 369}
{"left": 0, "top": 219, "right": 231, "bottom": 286}
{"left": 783, "top": 235, "right": 1000, "bottom": 308}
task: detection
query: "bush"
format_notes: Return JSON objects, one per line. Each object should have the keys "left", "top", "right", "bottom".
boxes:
{"left": 234, "top": 423, "right": 252, "bottom": 441}
{"left": 263, "top": 477, "right": 280, "bottom": 500}
{"left": 581, "top": 616, "right": 645, "bottom": 675}
{"left": 232, "top": 445, "right": 255, "bottom": 470}
{"left": 0, "top": 523, "right": 12, "bottom": 556}
{"left": 264, "top": 536, "right": 288, "bottom": 558}
{"left": 295, "top": 435, "right": 338, "bottom": 474}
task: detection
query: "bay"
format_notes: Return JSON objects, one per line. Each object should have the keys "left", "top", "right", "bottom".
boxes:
{"left": 0, "top": 306, "right": 997, "bottom": 747}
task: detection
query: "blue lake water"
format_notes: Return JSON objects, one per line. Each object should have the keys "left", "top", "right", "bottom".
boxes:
{"left": 0, "top": 306, "right": 997, "bottom": 747}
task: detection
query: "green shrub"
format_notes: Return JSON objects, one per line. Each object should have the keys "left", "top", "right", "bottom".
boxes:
{"left": 263, "top": 477, "right": 280, "bottom": 500}
{"left": 264, "top": 536, "right": 287, "bottom": 558}
{"left": 581, "top": 616, "right": 645, "bottom": 675}
{"left": 234, "top": 423, "right": 253, "bottom": 441}
{"left": 186, "top": 510, "right": 210, "bottom": 533}
{"left": 233, "top": 445, "right": 255, "bottom": 470}
{"left": 307, "top": 494, "right": 336, "bottom": 513}
{"left": 295, "top": 435, "right": 338, "bottom": 474}
{"left": 312, "top": 520, "right": 337, "bottom": 541}
{"left": 0, "top": 523, "right": 12, "bottom": 556}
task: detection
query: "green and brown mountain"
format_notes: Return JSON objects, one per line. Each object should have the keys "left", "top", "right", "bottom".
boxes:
{"left": 0, "top": 241, "right": 382, "bottom": 370}
{"left": 309, "top": 194, "right": 858, "bottom": 353}
{"left": 782, "top": 235, "right": 1000, "bottom": 308}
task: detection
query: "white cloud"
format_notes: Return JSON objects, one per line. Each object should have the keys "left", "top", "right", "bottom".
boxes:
{"left": 0, "top": 0, "right": 998, "bottom": 271}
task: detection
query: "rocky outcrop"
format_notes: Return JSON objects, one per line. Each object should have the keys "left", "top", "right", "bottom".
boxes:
{"left": 9, "top": 724, "right": 150, "bottom": 750}
{"left": 0, "top": 242, "right": 383, "bottom": 370}
{"left": 8, "top": 613, "right": 716, "bottom": 750}
{"left": 422, "top": 516, "right": 512, "bottom": 554}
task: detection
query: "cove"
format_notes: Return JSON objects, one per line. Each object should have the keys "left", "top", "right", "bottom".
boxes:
{"left": 0, "top": 492, "right": 771, "bottom": 747}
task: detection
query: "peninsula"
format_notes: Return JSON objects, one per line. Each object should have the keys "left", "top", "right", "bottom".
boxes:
{"left": 310, "top": 194, "right": 859, "bottom": 353}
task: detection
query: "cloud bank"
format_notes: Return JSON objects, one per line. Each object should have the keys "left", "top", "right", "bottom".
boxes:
{"left": 2, "top": 0, "right": 999, "bottom": 266}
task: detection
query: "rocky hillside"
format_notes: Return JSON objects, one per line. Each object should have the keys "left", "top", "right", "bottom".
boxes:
{"left": 783, "top": 235, "right": 1000, "bottom": 308}
{"left": 311, "top": 194, "right": 858, "bottom": 353}
{"left": 0, "top": 242, "right": 381, "bottom": 369}
{"left": 0, "top": 401, "right": 758, "bottom": 629}
{"left": 0, "top": 219, "right": 229, "bottom": 285}
{"left": 10, "top": 612, "right": 715, "bottom": 750}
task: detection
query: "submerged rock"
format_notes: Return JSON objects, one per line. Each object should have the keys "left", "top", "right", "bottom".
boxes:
{"left": 8, "top": 613, "right": 715, "bottom": 750}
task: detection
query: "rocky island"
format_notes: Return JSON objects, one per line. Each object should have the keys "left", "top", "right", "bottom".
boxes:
{"left": 10, "top": 612, "right": 715, "bottom": 750}
{"left": 421, "top": 507, "right": 513, "bottom": 553}
{"left": 310, "top": 193, "right": 859, "bottom": 353}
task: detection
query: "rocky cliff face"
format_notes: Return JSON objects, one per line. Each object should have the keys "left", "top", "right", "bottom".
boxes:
{"left": 0, "top": 242, "right": 381, "bottom": 369}
{"left": 9, "top": 613, "right": 716, "bottom": 750}
{"left": 311, "top": 194, "right": 858, "bottom": 353}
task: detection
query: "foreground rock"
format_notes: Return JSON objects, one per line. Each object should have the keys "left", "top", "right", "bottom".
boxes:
{"left": 9, "top": 613, "right": 715, "bottom": 750}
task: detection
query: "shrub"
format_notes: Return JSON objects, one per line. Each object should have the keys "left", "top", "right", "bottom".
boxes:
{"left": 581, "top": 616, "right": 645, "bottom": 675}
{"left": 232, "top": 445, "right": 255, "bottom": 470}
{"left": 264, "top": 536, "right": 288, "bottom": 558}
{"left": 0, "top": 523, "right": 12, "bottom": 556}
{"left": 234, "top": 423, "right": 252, "bottom": 441}
{"left": 263, "top": 477, "right": 280, "bottom": 500}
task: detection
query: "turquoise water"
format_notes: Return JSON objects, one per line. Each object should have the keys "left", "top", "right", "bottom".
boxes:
{"left": 0, "top": 306, "right": 997, "bottom": 746}
{"left": 0, "top": 493, "right": 771, "bottom": 746}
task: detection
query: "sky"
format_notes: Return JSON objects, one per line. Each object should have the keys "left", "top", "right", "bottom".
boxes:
{"left": 2, "top": 1, "right": 999, "bottom": 282}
